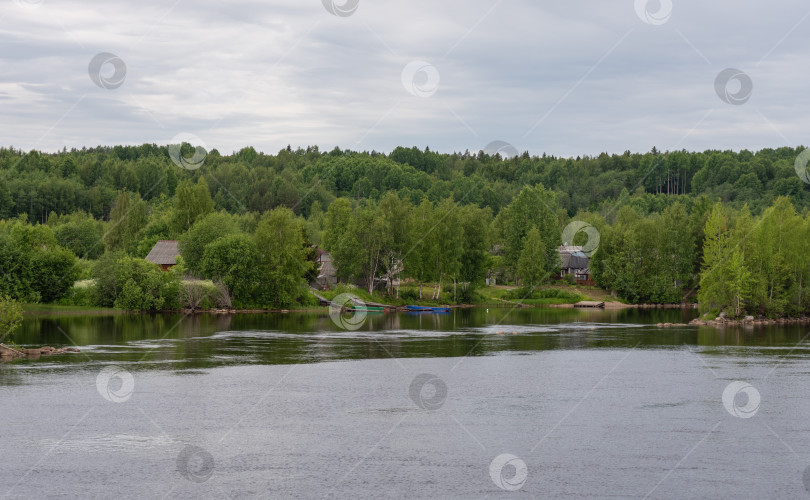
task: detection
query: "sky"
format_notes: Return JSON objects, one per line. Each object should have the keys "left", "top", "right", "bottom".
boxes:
{"left": 2, "top": 0, "right": 809, "bottom": 157}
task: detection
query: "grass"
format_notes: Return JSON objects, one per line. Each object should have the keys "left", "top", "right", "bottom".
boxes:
{"left": 22, "top": 303, "right": 119, "bottom": 314}
{"left": 314, "top": 282, "right": 613, "bottom": 308}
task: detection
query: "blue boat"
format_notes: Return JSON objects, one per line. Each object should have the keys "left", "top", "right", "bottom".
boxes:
{"left": 405, "top": 305, "right": 451, "bottom": 313}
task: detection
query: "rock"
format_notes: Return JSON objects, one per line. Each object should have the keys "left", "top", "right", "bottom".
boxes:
{"left": 657, "top": 323, "right": 663, "bottom": 327}
{"left": 718, "top": 312, "right": 726, "bottom": 319}
{"left": 744, "top": 316, "right": 754, "bottom": 322}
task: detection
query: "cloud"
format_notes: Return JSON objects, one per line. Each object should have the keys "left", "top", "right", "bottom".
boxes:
{"left": 1, "top": 0, "right": 809, "bottom": 156}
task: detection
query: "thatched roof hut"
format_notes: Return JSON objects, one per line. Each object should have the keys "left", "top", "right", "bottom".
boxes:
{"left": 145, "top": 240, "right": 180, "bottom": 270}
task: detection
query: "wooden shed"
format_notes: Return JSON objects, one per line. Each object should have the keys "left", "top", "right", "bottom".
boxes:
{"left": 145, "top": 240, "right": 180, "bottom": 271}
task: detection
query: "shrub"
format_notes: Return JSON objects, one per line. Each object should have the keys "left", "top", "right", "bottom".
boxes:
{"left": 0, "top": 295, "right": 23, "bottom": 342}
{"left": 93, "top": 253, "right": 181, "bottom": 311}
{"left": 58, "top": 281, "right": 96, "bottom": 307}
{"left": 212, "top": 280, "right": 232, "bottom": 309}
{"left": 180, "top": 280, "right": 217, "bottom": 310}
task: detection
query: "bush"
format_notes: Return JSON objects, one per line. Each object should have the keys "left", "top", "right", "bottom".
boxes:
{"left": 212, "top": 280, "right": 232, "bottom": 309}
{"left": 503, "top": 287, "right": 582, "bottom": 301}
{"left": 0, "top": 295, "right": 23, "bottom": 342}
{"left": 92, "top": 253, "right": 181, "bottom": 311}
{"left": 58, "top": 281, "right": 96, "bottom": 307}
{"left": 180, "top": 280, "right": 217, "bottom": 310}
{"left": 0, "top": 220, "right": 79, "bottom": 303}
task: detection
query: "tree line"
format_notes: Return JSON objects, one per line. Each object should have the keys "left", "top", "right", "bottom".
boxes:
{"left": 0, "top": 143, "right": 809, "bottom": 316}
{"left": 1, "top": 144, "right": 808, "bottom": 225}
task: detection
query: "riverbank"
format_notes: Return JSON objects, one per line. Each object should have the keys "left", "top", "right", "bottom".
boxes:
{"left": 689, "top": 315, "right": 810, "bottom": 327}
{"left": 551, "top": 302, "right": 697, "bottom": 310}
{"left": 0, "top": 343, "right": 80, "bottom": 361}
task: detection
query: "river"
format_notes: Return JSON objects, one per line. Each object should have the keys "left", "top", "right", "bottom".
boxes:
{"left": 2, "top": 307, "right": 810, "bottom": 499}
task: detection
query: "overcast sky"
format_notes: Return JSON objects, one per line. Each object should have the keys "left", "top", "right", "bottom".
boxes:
{"left": 2, "top": 0, "right": 808, "bottom": 157}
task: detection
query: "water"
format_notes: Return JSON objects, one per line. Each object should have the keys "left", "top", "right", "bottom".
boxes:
{"left": 3, "top": 307, "right": 810, "bottom": 499}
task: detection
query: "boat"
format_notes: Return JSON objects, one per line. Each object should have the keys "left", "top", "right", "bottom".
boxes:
{"left": 405, "top": 305, "right": 451, "bottom": 313}
{"left": 347, "top": 305, "right": 384, "bottom": 312}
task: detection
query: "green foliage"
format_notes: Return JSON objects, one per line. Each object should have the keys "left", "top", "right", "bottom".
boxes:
{"left": 0, "top": 295, "right": 23, "bottom": 341}
{"left": 0, "top": 219, "right": 78, "bottom": 303}
{"left": 503, "top": 287, "right": 582, "bottom": 301}
{"left": 695, "top": 197, "right": 810, "bottom": 317}
{"left": 3, "top": 144, "right": 810, "bottom": 312}
{"left": 52, "top": 212, "right": 104, "bottom": 259}
{"left": 104, "top": 190, "right": 147, "bottom": 253}
{"left": 517, "top": 227, "right": 547, "bottom": 288}
{"left": 253, "top": 207, "right": 312, "bottom": 306}
{"left": 180, "top": 211, "right": 240, "bottom": 274}
{"left": 92, "top": 253, "right": 180, "bottom": 311}
{"left": 496, "top": 185, "right": 559, "bottom": 280}
{"left": 172, "top": 178, "right": 214, "bottom": 234}
{"left": 592, "top": 203, "right": 695, "bottom": 304}
{"left": 30, "top": 245, "right": 79, "bottom": 302}
{"left": 201, "top": 233, "right": 261, "bottom": 306}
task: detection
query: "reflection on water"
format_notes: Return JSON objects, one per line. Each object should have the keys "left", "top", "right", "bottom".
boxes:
{"left": 5, "top": 306, "right": 810, "bottom": 371}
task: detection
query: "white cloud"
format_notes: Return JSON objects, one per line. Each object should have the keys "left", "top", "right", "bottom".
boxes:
{"left": 1, "top": 0, "right": 809, "bottom": 156}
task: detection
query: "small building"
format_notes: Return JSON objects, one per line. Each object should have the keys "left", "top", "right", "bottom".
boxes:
{"left": 557, "top": 245, "right": 593, "bottom": 285}
{"left": 145, "top": 240, "right": 180, "bottom": 271}
{"left": 312, "top": 249, "right": 337, "bottom": 289}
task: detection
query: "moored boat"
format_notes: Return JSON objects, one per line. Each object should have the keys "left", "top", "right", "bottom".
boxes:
{"left": 405, "top": 305, "right": 451, "bottom": 313}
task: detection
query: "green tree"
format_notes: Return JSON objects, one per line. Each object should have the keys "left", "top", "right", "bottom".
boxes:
{"left": 323, "top": 198, "right": 352, "bottom": 252}
{"left": 0, "top": 295, "right": 22, "bottom": 343}
{"left": 172, "top": 178, "right": 214, "bottom": 234}
{"left": 697, "top": 202, "right": 728, "bottom": 313}
{"left": 253, "top": 207, "right": 312, "bottom": 306}
{"left": 517, "top": 227, "right": 547, "bottom": 289}
{"left": 92, "top": 253, "right": 179, "bottom": 310}
{"left": 332, "top": 202, "right": 390, "bottom": 295}
{"left": 30, "top": 246, "right": 78, "bottom": 303}
{"left": 201, "top": 233, "right": 261, "bottom": 305}
{"left": 104, "top": 190, "right": 148, "bottom": 253}
{"left": 54, "top": 216, "right": 104, "bottom": 259}
{"left": 179, "top": 211, "right": 240, "bottom": 274}
{"left": 495, "top": 185, "right": 559, "bottom": 281}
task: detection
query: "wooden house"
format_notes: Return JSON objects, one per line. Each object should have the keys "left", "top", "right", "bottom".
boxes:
{"left": 557, "top": 245, "right": 594, "bottom": 285}
{"left": 312, "top": 248, "right": 337, "bottom": 289}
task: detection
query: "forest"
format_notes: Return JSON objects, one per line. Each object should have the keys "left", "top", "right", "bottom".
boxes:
{"left": 0, "top": 143, "right": 809, "bottom": 318}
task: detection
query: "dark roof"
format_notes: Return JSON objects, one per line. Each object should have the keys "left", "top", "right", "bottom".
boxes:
{"left": 145, "top": 240, "right": 180, "bottom": 265}
{"left": 558, "top": 247, "right": 589, "bottom": 270}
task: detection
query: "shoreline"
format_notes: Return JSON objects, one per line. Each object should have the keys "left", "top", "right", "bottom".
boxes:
{"left": 689, "top": 316, "right": 810, "bottom": 327}
{"left": 550, "top": 302, "right": 697, "bottom": 310}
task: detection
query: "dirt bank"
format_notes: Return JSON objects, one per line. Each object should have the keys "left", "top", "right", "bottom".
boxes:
{"left": 0, "top": 344, "right": 81, "bottom": 361}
